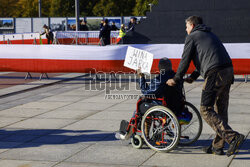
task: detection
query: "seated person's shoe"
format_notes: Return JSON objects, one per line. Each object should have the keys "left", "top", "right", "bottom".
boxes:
{"left": 115, "top": 120, "right": 133, "bottom": 140}
{"left": 226, "top": 134, "right": 245, "bottom": 157}
{"left": 119, "top": 120, "right": 129, "bottom": 135}
{"left": 202, "top": 145, "right": 225, "bottom": 155}
{"left": 178, "top": 108, "right": 192, "bottom": 125}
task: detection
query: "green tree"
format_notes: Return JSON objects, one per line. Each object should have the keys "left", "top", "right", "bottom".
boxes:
{"left": 92, "top": 0, "right": 137, "bottom": 16}
{"left": 0, "top": 0, "right": 18, "bottom": 17}
{"left": 79, "top": 0, "right": 99, "bottom": 16}
{"left": 41, "top": 0, "right": 52, "bottom": 17}
{"left": 14, "top": 0, "right": 38, "bottom": 17}
{"left": 92, "top": 0, "right": 117, "bottom": 16}
{"left": 0, "top": 0, "right": 159, "bottom": 18}
{"left": 50, "top": 0, "right": 75, "bottom": 17}
{"left": 117, "top": 0, "right": 136, "bottom": 16}
{"left": 133, "top": 0, "right": 158, "bottom": 16}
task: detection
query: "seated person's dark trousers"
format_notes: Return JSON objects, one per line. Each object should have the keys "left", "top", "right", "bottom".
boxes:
{"left": 200, "top": 66, "right": 238, "bottom": 149}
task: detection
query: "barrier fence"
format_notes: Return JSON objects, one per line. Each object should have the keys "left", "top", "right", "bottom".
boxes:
{"left": 55, "top": 31, "right": 119, "bottom": 45}
{"left": 0, "top": 31, "right": 119, "bottom": 45}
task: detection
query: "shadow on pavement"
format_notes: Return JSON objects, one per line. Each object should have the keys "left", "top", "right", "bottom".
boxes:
{"left": 176, "top": 138, "right": 250, "bottom": 157}
{"left": 0, "top": 129, "right": 117, "bottom": 149}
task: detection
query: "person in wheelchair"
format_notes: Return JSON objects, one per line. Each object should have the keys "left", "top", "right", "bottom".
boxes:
{"left": 116, "top": 57, "right": 192, "bottom": 140}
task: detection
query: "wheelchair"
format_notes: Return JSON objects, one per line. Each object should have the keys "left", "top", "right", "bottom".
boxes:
{"left": 126, "top": 97, "right": 203, "bottom": 152}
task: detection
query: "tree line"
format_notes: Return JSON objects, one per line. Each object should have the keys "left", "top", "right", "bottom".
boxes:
{"left": 0, "top": 0, "right": 158, "bottom": 17}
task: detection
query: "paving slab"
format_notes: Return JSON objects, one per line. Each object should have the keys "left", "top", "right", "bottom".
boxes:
{"left": 230, "top": 135, "right": 250, "bottom": 167}
{"left": 39, "top": 95, "right": 85, "bottom": 102}
{"left": 6, "top": 118, "right": 76, "bottom": 129}
{"left": 0, "top": 75, "right": 249, "bottom": 167}
{"left": 0, "top": 141, "right": 23, "bottom": 154}
{"left": 16, "top": 101, "right": 72, "bottom": 110}
{"left": 54, "top": 162, "right": 138, "bottom": 167}
{"left": 0, "top": 117, "right": 24, "bottom": 128}
{"left": 0, "top": 73, "right": 86, "bottom": 97}
{"left": 62, "top": 119, "right": 121, "bottom": 132}
{"left": 107, "top": 103, "right": 136, "bottom": 111}
{"left": 66, "top": 145, "right": 155, "bottom": 166}
{"left": 0, "top": 108, "right": 48, "bottom": 118}
{"left": 85, "top": 110, "right": 132, "bottom": 120}
{"left": 142, "top": 149, "right": 232, "bottom": 167}
{"left": 0, "top": 160, "right": 56, "bottom": 167}
{"left": 58, "top": 102, "right": 116, "bottom": 111}
{"left": 0, "top": 143, "right": 89, "bottom": 162}
{"left": 35, "top": 109, "right": 98, "bottom": 120}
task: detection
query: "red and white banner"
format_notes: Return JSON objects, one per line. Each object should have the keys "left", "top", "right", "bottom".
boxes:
{"left": 0, "top": 44, "right": 249, "bottom": 74}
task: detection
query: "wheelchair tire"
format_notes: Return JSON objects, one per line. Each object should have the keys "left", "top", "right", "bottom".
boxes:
{"left": 131, "top": 135, "right": 143, "bottom": 149}
{"left": 141, "top": 106, "right": 180, "bottom": 152}
{"left": 178, "top": 101, "right": 203, "bottom": 146}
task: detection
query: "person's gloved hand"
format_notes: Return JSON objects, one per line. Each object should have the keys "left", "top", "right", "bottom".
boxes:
{"left": 184, "top": 77, "right": 194, "bottom": 84}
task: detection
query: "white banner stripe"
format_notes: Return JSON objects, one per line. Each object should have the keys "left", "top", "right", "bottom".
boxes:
{"left": 0, "top": 43, "right": 249, "bottom": 60}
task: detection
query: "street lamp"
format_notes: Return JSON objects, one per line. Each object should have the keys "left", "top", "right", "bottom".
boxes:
{"left": 75, "top": 0, "right": 80, "bottom": 31}
{"left": 148, "top": 3, "right": 153, "bottom": 12}
{"left": 38, "top": 0, "right": 41, "bottom": 17}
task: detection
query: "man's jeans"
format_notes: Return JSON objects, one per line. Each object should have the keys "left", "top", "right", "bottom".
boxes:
{"left": 200, "top": 67, "right": 238, "bottom": 149}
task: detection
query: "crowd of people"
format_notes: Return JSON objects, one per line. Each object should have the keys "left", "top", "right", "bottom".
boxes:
{"left": 99, "top": 17, "right": 138, "bottom": 45}
{"left": 41, "top": 17, "right": 139, "bottom": 45}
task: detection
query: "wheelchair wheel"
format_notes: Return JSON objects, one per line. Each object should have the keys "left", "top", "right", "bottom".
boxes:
{"left": 131, "top": 135, "right": 143, "bottom": 149}
{"left": 141, "top": 106, "right": 180, "bottom": 152}
{"left": 179, "top": 101, "right": 203, "bottom": 146}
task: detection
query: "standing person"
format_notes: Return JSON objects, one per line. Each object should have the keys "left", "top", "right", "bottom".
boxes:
{"left": 127, "top": 17, "right": 137, "bottom": 32}
{"left": 166, "top": 16, "right": 244, "bottom": 156}
{"left": 100, "top": 20, "right": 104, "bottom": 30}
{"left": 116, "top": 24, "right": 126, "bottom": 44}
{"left": 111, "top": 22, "right": 119, "bottom": 31}
{"left": 99, "top": 19, "right": 111, "bottom": 46}
{"left": 40, "top": 24, "right": 54, "bottom": 44}
{"left": 80, "top": 20, "right": 89, "bottom": 31}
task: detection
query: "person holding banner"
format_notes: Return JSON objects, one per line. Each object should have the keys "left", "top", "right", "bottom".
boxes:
{"left": 166, "top": 16, "right": 244, "bottom": 156}
{"left": 116, "top": 57, "right": 192, "bottom": 140}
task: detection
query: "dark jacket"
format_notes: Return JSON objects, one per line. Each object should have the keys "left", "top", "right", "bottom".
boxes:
{"left": 80, "top": 25, "right": 89, "bottom": 31}
{"left": 111, "top": 25, "right": 119, "bottom": 31}
{"left": 41, "top": 28, "right": 53, "bottom": 40}
{"left": 139, "top": 70, "right": 184, "bottom": 114}
{"left": 174, "top": 24, "right": 233, "bottom": 82}
{"left": 128, "top": 22, "right": 136, "bottom": 32}
{"left": 99, "top": 24, "right": 111, "bottom": 45}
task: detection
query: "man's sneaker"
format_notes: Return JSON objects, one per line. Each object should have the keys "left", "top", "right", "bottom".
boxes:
{"left": 202, "top": 145, "right": 225, "bottom": 155}
{"left": 226, "top": 134, "right": 245, "bottom": 157}
{"left": 178, "top": 109, "right": 192, "bottom": 125}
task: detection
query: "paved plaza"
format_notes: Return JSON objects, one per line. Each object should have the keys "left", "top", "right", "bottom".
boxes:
{"left": 0, "top": 73, "right": 249, "bottom": 167}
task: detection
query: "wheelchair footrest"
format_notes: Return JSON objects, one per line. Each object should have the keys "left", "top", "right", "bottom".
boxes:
{"left": 180, "top": 136, "right": 190, "bottom": 139}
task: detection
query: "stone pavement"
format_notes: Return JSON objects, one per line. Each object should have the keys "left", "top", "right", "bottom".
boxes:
{"left": 0, "top": 74, "right": 249, "bottom": 167}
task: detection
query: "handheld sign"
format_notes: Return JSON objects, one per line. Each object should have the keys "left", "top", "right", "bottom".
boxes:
{"left": 124, "top": 46, "right": 154, "bottom": 74}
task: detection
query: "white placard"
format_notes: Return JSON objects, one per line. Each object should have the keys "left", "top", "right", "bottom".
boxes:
{"left": 124, "top": 46, "right": 154, "bottom": 74}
